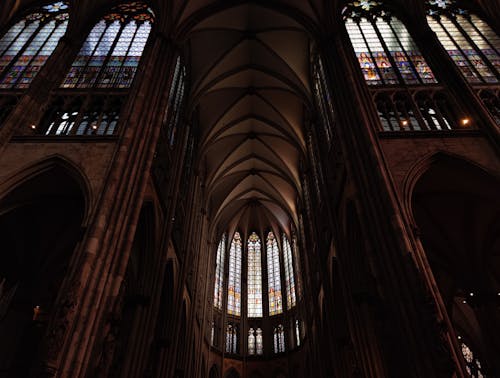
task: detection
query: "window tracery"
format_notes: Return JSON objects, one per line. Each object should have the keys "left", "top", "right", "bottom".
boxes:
{"left": 214, "top": 234, "right": 226, "bottom": 310}
{"left": 61, "top": 2, "right": 154, "bottom": 89}
{"left": 247, "top": 232, "right": 263, "bottom": 318}
{"left": 164, "top": 56, "right": 187, "bottom": 146}
{"left": 256, "top": 328, "right": 263, "bottom": 355}
{"left": 267, "top": 232, "right": 283, "bottom": 315}
{"left": 248, "top": 328, "right": 256, "bottom": 355}
{"left": 460, "top": 341, "right": 485, "bottom": 377}
{"left": 282, "top": 234, "right": 296, "bottom": 309}
{"left": 273, "top": 325, "right": 285, "bottom": 353}
{"left": 426, "top": 0, "right": 499, "bottom": 84}
{"left": 344, "top": 1, "right": 436, "bottom": 85}
{"left": 39, "top": 95, "right": 124, "bottom": 135}
{"left": 227, "top": 232, "right": 242, "bottom": 316}
{"left": 226, "top": 324, "right": 238, "bottom": 354}
{"left": 0, "top": 1, "right": 69, "bottom": 89}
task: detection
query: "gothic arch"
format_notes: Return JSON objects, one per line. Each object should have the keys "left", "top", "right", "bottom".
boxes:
{"left": 0, "top": 155, "right": 91, "bottom": 222}
{"left": 0, "top": 158, "right": 86, "bottom": 376}
{"left": 410, "top": 154, "right": 500, "bottom": 373}
{"left": 224, "top": 367, "right": 240, "bottom": 378}
{"left": 209, "top": 364, "right": 220, "bottom": 378}
{"left": 403, "top": 151, "right": 500, "bottom": 227}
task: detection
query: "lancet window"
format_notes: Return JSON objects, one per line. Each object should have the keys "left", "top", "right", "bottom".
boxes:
{"left": 273, "top": 325, "right": 285, "bottom": 353}
{"left": 247, "top": 233, "right": 263, "bottom": 318}
{"left": 344, "top": 1, "right": 436, "bottom": 85}
{"left": 61, "top": 2, "right": 154, "bottom": 89}
{"left": 213, "top": 230, "right": 302, "bottom": 356}
{"left": 426, "top": 0, "right": 499, "bottom": 84}
{"left": 0, "top": 1, "right": 69, "bottom": 89}
{"left": 282, "top": 234, "right": 296, "bottom": 309}
{"left": 213, "top": 234, "right": 226, "bottom": 309}
{"left": 226, "top": 324, "right": 238, "bottom": 354}
{"left": 227, "top": 232, "right": 242, "bottom": 316}
{"left": 267, "top": 232, "right": 283, "bottom": 316}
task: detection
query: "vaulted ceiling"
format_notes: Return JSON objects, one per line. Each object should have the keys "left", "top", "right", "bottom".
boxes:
{"left": 184, "top": 4, "right": 316, "bottom": 237}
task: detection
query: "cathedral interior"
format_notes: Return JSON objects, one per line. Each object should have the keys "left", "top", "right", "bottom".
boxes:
{"left": 0, "top": 0, "right": 499, "bottom": 377}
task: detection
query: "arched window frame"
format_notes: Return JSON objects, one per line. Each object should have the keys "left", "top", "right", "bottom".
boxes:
{"left": 247, "top": 232, "right": 263, "bottom": 318}
{"left": 227, "top": 232, "right": 242, "bottom": 316}
{"left": 213, "top": 234, "right": 226, "bottom": 309}
{"left": 267, "top": 231, "right": 283, "bottom": 316}
{"left": 256, "top": 327, "right": 263, "bottom": 355}
{"left": 426, "top": 0, "right": 499, "bottom": 84}
{"left": 343, "top": 0, "right": 437, "bottom": 86}
{"left": 225, "top": 323, "right": 238, "bottom": 354}
{"left": 61, "top": 1, "right": 154, "bottom": 89}
{"left": 282, "top": 234, "right": 296, "bottom": 309}
{"left": 0, "top": 1, "right": 69, "bottom": 89}
{"left": 273, "top": 324, "right": 285, "bottom": 353}
{"left": 248, "top": 327, "right": 256, "bottom": 355}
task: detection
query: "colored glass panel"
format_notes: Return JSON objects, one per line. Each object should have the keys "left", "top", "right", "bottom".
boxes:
{"left": 426, "top": 0, "right": 499, "bottom": 83}
{"left": 256, "top": 328, "right": 263, "bottom": 355}
{"left": 62, "top": 1, "right": 153, "bottom": 89}
{"left": 247, "top": 232, "right": 262, "bottom": 318}
{"left": 213, "top": 234, "right": 226, "bottom": 309}
{"left": 227, "top": 233, "right": 242, "bottom": 316}
{"left": 248, "top": 328, "right": 255, "bottom": 355}
{"left": 267, "top": 232, "right": 283, "bottom": 315}
{"left": 283, "top": 234, "right": 296, "bottom": 309}
{"left": 345, "top": 2, "right": 437, "bottom": 85}
{"left": 0, "top": 2, "right": 68, "bottom": 89}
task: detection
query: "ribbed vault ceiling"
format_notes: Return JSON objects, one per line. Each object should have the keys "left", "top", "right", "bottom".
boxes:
{"left": 185, "top": 4, "right": 315, "bottom": 237}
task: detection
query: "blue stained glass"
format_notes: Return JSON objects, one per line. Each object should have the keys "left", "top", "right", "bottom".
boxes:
{"left": 0, "top": 21, "right": 25, "bottom": 55}
{"left": 345, "top": 2, "right": 437, "bottom": 85}
{"left": 63, "top": 3, "right": 153, "bottom": 89}
{"left": 0, "top": 2, "right": 68, "bottom": 89}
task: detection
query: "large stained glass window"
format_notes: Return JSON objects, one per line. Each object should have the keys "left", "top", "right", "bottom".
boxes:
{"left": 283, "top": 234, "right": 296, "bottom": 309}
{"left": 227, "top": 232, "right": 242, "bottom": 316}
{"left": 247, "top": 232, "right": 263, "bottom": 318}
{"left": 267, "top": 232, "right": 283, "bottom": 315}
{"left": 213, "top": 234, "right": 226, "bottom": 309}
{"left": 427, "top": 0, "right": 499, "bottom": 83}
{"left": 61, "top": 2, "right": 153, "bottom": 89}
{"left": 0, "top": 1, "right": 69, "bottom": 89}
{"left": 344, "top": 1, "right": 436, "bottom": 85}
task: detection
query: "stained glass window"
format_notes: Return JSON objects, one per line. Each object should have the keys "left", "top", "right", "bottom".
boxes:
{"left": 61, "top": 2, "right": 153, "bottom": 89}
{"left": 273, "top": 325, "right": 285, "bottom": 353}
{"left": 267, "top": 232, "right": 283, "bottom": 315}
{"left": 256, "top": 328, "right": 263, "bottom": 355}
{"left": 313, "top": 56, "right": 335, "bottom": 143}
{"left": 247, "top": 232, "right": 263, "bottom": 317}
{"left": 227, "top": 232, "right": 242, "bottom": 316}
{"left": 0, "top": 1, "right": 69, "bottom": 89}
{"left": 248, "top": 328, "right": 256, "bottom": 355}
{"left": 460, "top": 341, "right": 485, "bottom": 377}
{"left": 225, "top": 324, "right": 238, "bottom": 354}
{"left": 213, "top": 234, "right": 226, "bottom": 309}
{"left": 292, "top": 235, "right": 303, "bottom": 300}
{"left": 283, "top": 234, "right": 296, "bottom": 309}
{"left": 164, "top": 56, "right": 187, "bottom": 146}
{"left": 295, "top": 319, "right": 301, "bottom": 347}
{"left": 344, "top": 1, "right": 436, "bottom": 85}
{"left": 211, "top": 321, "right": 215, "bottom": 346}
{"left": 427, "top": 0, "right": 499, "bottom": 83}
